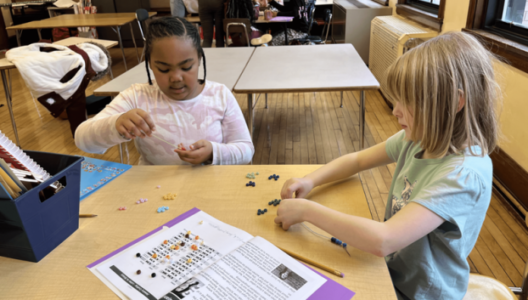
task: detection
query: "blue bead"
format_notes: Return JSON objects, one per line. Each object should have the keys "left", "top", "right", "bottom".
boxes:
{"left": 336, "top": 240, "right": 342, "bottom": 245}
{"left": 331, "top": 237, "right": 336, "bottom": 243}
{"left": 264, "top": 209, "right": 267, "bottom": 212}
{"left": 343, "top": 243, "right": 347, "bottom": 247}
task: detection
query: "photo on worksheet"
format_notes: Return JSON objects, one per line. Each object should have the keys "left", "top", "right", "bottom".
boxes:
{"left": 272, "top": 264, "right": 307, "bottom": 290}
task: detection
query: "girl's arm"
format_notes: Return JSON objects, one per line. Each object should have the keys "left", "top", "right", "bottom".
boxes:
{"left": 281, "top": 142, "right": 394, "bottom": 198}
{"left": 209, "top": 90, "right": 255, "bottom": 165}
{"left": 74, "top": 88, "right": 137, "bottom": 154}
{"left": 275, "top": 200, "right": 445, "bottom": 257}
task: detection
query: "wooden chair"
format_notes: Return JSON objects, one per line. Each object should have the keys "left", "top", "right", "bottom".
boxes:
{"left": 463, "top": 259, "right": 527, "bottom": 300}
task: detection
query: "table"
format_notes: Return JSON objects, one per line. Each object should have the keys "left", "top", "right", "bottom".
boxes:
{"left": 0, "top": 37, "right": 118, "bottom": 147}
{"left": 255, "top": 15, "right": 293, "bottom": 45}
{"left": 94, "top": 47, "right": 256, "bottom": 96}
{"left": 0, "top": 165, "right": 397, "bottom": 299}
{"left": 233, "top": 44, "right": 380, "bottom": 150}
{"left": 6, "top": 12, "right": 156, "bottom": 71}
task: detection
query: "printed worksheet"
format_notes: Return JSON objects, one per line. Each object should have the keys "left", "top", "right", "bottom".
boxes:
{"left": 95, "top": 211, "right": 253, "bottom": 300}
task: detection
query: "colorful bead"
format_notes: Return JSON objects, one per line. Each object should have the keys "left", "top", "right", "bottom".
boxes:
{"left": 136, "top": 270, "right": 141, "bottom": 275}
{"left": 165, "top": 255, "right": 170, "bottom": 259}
{"left": 152, "top": 253, "right": 157, "bottom": 259}
{"left": 163, "top": 240, "right": 168, "bottom": 245}
{"left": 151, "top": 273, "right": 156, "bottom": 278}
{"left": 170, "top": 245, "right": 176, "bottom": 250}
{"left": 157, "top": 185, "right": 161, "bottom": 189}
{"left": 191, "top": 244, "right": 198, "bottom": 251}
{"left": 136, "top": 253, "right": 141, "bottom": 257}
{"left": 195, "top": 236, "right": 199, "bottom": 240}
{"left": 186, "top": 258, "right": 192, "bottom": 264}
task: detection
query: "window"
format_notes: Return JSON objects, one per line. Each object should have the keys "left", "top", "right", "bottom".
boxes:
{"left": 489, "top": 0, "right": 528, "bottom": 45}
{"left": 396, "top": 0, "right": 445, "bottom": 31}
{"left": 406, "top": 0, "right": 441, "bottom": 14}
{"left": 465, "top": 0, "right": 528, "bottom": 73}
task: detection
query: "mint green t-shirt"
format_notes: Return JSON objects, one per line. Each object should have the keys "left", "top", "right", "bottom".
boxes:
{"left": 385, "top": 130, "right": 492, "bottom": 300}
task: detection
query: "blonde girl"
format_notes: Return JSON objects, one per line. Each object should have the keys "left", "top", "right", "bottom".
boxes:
{"left": 275, "top": 32, "right": 501, "bottom": 300}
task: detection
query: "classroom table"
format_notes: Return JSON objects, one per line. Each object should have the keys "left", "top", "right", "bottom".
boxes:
{"left": 0, "top": 37, "right": 118, "bottom": 147}
{"left": 6, "top": 12, "right": 157, "bottom": 71}
{"left": 0, "top": 165, "right": 397, "bottom": 299}
{"left": 93, "top": 47, "right": 256, "bottom": 96}
{"left": 233, "top": 44, "right": 380, "bottom": 150}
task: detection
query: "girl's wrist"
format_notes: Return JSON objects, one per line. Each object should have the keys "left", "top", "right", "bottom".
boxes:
{"left": 301, "top": 200, "right": 317, "bottom": 224}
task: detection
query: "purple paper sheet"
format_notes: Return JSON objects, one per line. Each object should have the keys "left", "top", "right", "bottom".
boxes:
{"left": 271, "top": 16, "right": 294, "bottom": 21}
{"left": 87, "top": 207, "right": 355, "bottom": 299}
{"left": 87, "top": 207, "right": 200, "bottom": 268}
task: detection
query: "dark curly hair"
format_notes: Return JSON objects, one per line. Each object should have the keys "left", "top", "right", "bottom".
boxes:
{"left": 144, "top": 17, "right": 206, "bottom": 85}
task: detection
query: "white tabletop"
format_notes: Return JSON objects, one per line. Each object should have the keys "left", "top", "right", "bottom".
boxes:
{"left": 94, "top": 47, "right": 256, "bottom": 96}
{"left": 233, "top": 44, "right": 380, "bottom": 93}
{"left": 0, "top": 37, "right": 118, "bottom": 71}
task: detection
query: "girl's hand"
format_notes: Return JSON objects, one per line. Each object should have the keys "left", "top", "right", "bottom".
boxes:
{"left": 174, "top": 140, "right": 213, "bottom": 164}
{"left": 280, "top": 177, "right": 314, "bottom": 199}
{"left": 116, "top": 109, "right": 156, "bottom": 139}
{"left": 274, "top": 198, "right": 311, "bottom": 230}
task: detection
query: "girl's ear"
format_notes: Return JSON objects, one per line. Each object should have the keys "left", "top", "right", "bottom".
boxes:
{"left": 457, "top": 89, "right": 465, "bottom": 113}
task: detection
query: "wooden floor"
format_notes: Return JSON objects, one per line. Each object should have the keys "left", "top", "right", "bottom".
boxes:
{"left": 1, "top": 47, "right": 527, "bottom": 288}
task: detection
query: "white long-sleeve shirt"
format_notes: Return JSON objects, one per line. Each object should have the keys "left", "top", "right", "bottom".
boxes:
{"left": 75, "top": 80, "right": 254, "bottom": 165}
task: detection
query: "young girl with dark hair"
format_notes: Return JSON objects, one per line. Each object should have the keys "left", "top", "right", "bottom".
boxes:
{"left": 75, "top": 17, "right": 254, "bottom": 165}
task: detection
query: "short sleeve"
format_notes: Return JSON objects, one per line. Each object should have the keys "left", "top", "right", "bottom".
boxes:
{"left": 410, "top": 168, "right": 485, "bottom": 239}
{"left": 385, "top": 130, "right": 407, "bottom": 162}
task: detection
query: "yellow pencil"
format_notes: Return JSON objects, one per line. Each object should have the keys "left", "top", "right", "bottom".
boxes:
{"left": 278, "top": 247, "right": 344, "bottom": 278}
{"left": 79, "top": 214, "right": 98, "bottom": 218}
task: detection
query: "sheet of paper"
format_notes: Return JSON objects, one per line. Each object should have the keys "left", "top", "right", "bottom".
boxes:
{"left": 160, "top": 237, "right": 327, "bottom": 300}
{"left": 94, "top": 211, "right": 254, "bottom": 300}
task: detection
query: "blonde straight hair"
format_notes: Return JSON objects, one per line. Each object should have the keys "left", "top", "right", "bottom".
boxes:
{"left": 385, "top": 31, "right": 501, "bottom": 157}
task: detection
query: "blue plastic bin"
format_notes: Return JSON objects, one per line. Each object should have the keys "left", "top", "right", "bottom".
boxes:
{"left": 0, "top": 151, "right": 84, "bottom": 262}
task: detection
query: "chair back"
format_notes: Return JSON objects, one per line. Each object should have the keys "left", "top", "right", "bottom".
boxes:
{"left": 306, "top": 0, "right": 316, "bottom": 34}
{"left": 224, "top": 18, "right": 252, "bottom": 47}
{"left": 136, "top": 8, "right": 149, "bottom": 41}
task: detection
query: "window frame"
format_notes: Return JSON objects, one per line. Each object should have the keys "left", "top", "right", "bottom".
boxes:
{"left": 395, "top": 0, "right": 445, "bottom": 31}
{"left": 466, "top": 0, "right": 528, "bottom": 73}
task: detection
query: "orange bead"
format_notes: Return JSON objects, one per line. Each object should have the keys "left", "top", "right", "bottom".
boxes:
{"left": 163, "top": 240, "right": 168, "bottom": 244}
{"left": 166, "top": 255, "right": 170, "bottom": 259}
{"left": 152, "top": 253, "right": 157, "bottom": 259}
{"left": 195, "top": 236, "right": 199, "bottom": 240}
{"left": 175, "top": 245, "right": 180, "bottom": 250}
{"left": 191, "top": 244, "right": 198, "bottom": 251}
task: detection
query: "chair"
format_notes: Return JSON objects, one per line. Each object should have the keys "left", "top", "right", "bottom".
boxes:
{"left": 224, "top": 18, "right": 271, "bottom": 47}
{"left": 136, "top": 8, "right": 149, "bottom": 62}
{"left": 463, "top": 259, "right": 527, "bottom": 300}
{"left": 291, "top": 3, "right": 332, "bottom": 45}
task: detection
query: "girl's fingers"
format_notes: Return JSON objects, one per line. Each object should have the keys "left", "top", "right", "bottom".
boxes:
{"left": 117, "top": 125, "right": 134, "bottom": 140}
{"left": 136, "top": 110, "right": 156, "bottom": 133}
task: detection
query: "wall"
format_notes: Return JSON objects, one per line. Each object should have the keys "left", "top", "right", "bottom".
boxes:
{"left": 388, "top": 0, "right": 528, "bottom": 171}
{"left": 150, "top": 0, "right": 169, "bottom": 8}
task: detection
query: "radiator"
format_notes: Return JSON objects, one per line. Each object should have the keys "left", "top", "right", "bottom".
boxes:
{"left": 369, "top": 16, "right": 437, "bottom": 99}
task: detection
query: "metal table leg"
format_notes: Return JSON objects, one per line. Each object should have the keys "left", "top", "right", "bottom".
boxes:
{"left": 129, "top": 22, "right": 140, "bottom": 63}
{"left": 340, "top": 91, "right": 343, "bottom": 108}
{"left": 265, "top": 93, "right": 268, "bottom": 109}
{"left": 360, "top": 90, "right": 365, "bottom": 149}
{"left": 284, "top": 23, "right": 288, "bottom": 45}
{"left": 247, "top": 93, "right": 253, "bottom": 138}
{"left": 1, "top": 69, "right": 20, "bottom": 146}
{"left": 118, "top": 143, "right": 124, "bottom": 163}
{"left": 114, "top": 26, "right": 128, "bottom": 71}
{"left": 37, "top": 29, "right": 42, "bottom": 41}
{"left": 15, "top": 30, "right": 22, "bottom": 46}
